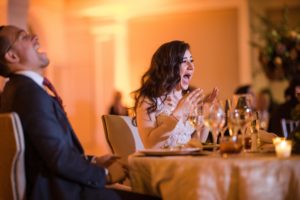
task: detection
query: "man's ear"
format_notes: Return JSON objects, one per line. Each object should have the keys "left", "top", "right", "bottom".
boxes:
{"left": 4, "top": 50, "right": 19, "bottom": 64}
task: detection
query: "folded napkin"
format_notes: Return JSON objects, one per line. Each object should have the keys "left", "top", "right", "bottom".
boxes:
{"left": 258, "top": 130, "right": 277, "bottom": 144}
{"left": 246, "top": 128, "right": 277, "bottom": 143}
{"left": 259, "top": 143, "right": 275, "bottom": 152}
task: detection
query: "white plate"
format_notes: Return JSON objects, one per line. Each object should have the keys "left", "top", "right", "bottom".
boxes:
{"left": 139, "top": 147, "right": 201, "bottom": 156}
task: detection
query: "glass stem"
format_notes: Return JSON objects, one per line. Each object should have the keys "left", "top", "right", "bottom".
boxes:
{"left": 212, "top": 129, "right": 219, "bottom": 152}
{"left": 241, "top": 127, "right": 246, "bottom": 150}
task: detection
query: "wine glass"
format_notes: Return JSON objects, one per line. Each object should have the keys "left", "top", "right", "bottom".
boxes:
{"left": 203, "top": 100, "right": 225, "bottom": 147}
{"left": 188, "top": 104, "right": 204, "bottom": 141}
{"left": 228, "top": 94, "right": 254, "bottom": 150}
{"left": 220, "top": 98, "right": 232, "bottom": 138}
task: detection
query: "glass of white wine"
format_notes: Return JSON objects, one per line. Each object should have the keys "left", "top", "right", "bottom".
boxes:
{"left": 228, "top": 94, "right": 254, "bottom": 150}
{"left": 188, "top": 104, "right": 204, "bottom": 141}
{"left": 203, "top": 100, "right": 226, "bottom": 147}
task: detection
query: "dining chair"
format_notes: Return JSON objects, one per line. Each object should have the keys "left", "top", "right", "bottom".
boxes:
{"left": 0, "top": 112, "right": 26, "bottom": 200}
{"left": 101, "top": 115, "right": 141, "bottom": 190}
{"left": 101, "top": 115, "right": 144, "bottom": 161}
{"left": 281, "top": 118, "right": 300, "bottom": 138}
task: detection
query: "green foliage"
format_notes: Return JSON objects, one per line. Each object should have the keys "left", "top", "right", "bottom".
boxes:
{"left": 252, "top": 7, "right": 300, "bottom": 80}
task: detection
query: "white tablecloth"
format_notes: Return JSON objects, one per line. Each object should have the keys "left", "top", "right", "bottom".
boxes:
{"left": 128, "top": 153, "right": 300, "bottom": 200}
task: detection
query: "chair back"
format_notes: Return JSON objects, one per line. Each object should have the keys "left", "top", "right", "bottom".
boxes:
{"left": 0, "top": 112, "right": 26, "bottom": 200}
{"left": 281, "top": 118, "right": 300, "bottom": 138}
{"left": 102, "top": 115, "right": 144, "bottom": 160}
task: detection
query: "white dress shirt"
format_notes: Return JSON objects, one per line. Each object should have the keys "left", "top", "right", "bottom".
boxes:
{"left": 15, "top": 70, "right": 44, "bottom": 89}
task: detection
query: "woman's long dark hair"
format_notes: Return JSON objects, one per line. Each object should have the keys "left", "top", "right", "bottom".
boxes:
{"left": 131, "top": 40, "right": 190, "bottom": 125}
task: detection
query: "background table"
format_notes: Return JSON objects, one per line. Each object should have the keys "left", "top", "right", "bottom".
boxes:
{"left": 128, "top": 152, "right": 300, "bottom": 200}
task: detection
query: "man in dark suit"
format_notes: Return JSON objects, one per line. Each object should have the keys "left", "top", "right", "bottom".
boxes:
{"left": 0, "top": 25, "right": 124, "bottom": 200}
{"left": 268, "top": 78, "right": 300, "bottom": 137}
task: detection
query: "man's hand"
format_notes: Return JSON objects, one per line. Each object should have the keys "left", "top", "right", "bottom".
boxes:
{"left": 106, "top": 161, "right": 128, "bottom": 184}
{"left": 94, "top": 154, "right": 120, "bottom": 168}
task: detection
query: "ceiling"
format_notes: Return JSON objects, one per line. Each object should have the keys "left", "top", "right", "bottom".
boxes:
{"left": 67, "top": 0, "right": 240, "bottom": 20}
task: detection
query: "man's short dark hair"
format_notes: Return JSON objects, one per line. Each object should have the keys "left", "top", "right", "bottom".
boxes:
{"left": 234, "top": 84, "right": 251, "bottom": 95}
{"left": 0, "top": 25, "right": 12, "bottom": 77}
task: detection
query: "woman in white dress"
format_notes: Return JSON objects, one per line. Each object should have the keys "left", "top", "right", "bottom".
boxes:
{"left": 132, "top": 40, "right": 218, "bottom": 149}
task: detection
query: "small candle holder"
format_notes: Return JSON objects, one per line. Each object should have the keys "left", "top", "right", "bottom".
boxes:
{"left": 275, "top": 140, "right": 292, "bottom": 158}
{"left": 272, "top": 137, "right": 285, "bottom": 146}
{"left": 220, "top": 136, "right": 242, "bottom": 154}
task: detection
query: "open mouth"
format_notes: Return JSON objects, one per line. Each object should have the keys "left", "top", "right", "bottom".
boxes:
{"left": 34, "top": 43, "right": 46, "bottom": 55}
{"left": 33, "top": 38, "right": 43, "bottom": 52}
{"left": 34, "top": 42, "right": 40, "bottom": 51}
{"left": 183, "top": 73, "right": 192, "bottom": 81}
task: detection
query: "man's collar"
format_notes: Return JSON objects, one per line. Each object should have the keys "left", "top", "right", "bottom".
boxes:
{"left": 15, "top": 70, "right": 44, "bottom": 88}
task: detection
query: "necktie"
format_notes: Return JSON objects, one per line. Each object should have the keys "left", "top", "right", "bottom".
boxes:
{"left": 43, "top": 78, "right": 64, "bottom": 110}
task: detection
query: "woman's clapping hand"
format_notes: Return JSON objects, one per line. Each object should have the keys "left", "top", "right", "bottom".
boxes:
{"left": 204, "top": 87, "right": 219, "bottom": 104}
{"left": 172, "top": 88, "right": 204, "bottom": 120}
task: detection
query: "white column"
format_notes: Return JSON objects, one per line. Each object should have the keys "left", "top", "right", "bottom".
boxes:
{"left": 91, "top": 20, "right": 131, "bottom": 152}
{"left": 114, "top": 20, "right": 131, "bottom": 106}
{"left": 93, "top": 36, "right": 112, "bottom": 153}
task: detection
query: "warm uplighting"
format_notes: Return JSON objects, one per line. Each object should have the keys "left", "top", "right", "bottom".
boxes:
{"left": 75, "top": 0, "right": 167, "bottom": 20}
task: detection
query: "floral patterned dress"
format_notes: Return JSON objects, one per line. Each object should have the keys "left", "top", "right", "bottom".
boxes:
{"left": 155, "top": 97, "right": 195, "bottom": 147}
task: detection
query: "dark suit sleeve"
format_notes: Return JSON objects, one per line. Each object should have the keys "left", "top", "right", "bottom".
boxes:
{"left": 268, "top": 108, "right": 283, "bottom": 137}
{"left": 14, "top": 84, "right": 106, "bottom": 188}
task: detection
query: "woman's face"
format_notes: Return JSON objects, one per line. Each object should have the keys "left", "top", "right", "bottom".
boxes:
{"left": 177, "top": 49, "right": 194, "bottom": 90}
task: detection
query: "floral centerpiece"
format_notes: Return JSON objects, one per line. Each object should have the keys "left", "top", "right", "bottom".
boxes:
{"left": 252, "top": 7, "right": 300, "bottom": 153}
{"left": 252, "top": 8, "right": 300, "bottom": 81}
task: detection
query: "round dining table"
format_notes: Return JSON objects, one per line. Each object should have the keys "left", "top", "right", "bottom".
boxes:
{"left": 128, "top": 150, "right": 300, "bottom": 200}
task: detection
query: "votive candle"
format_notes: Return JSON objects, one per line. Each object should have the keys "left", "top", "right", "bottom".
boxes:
{"left": 275, "top": 140, "right": 292, "bottom": 158}
{"left": 272, "top": 137, "right": 285, "bottom": 146}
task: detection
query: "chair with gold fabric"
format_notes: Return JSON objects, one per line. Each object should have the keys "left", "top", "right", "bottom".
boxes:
{"left": 101, "top": 115, "right": 144, "bottom": 162}
{"left": 102, "top": 114, "right": 143, "bottom": 188}
{"left": 0, "top": 112, "right": 26, "bottom": 200}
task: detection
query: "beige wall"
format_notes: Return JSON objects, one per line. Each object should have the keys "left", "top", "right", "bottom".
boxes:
{"left": 0, "top": 0, "right": 7, "bottom": 24}
{"left": 128, "top": 8, "right": 239, "bottom": 100}
{"left": 0, "top": 0, "right": 8, "bottom": 92}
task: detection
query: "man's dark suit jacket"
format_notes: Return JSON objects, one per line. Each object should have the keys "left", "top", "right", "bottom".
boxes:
{"left": 0, "top": 74, "right": 114, "bottom": 200}
{"left": 268, "top": 98, "right": 299, "bottom": 137}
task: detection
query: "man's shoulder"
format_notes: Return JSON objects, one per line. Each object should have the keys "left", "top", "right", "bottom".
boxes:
{"left": 10, "top": 74, "right": 35, "bottom": 83}
{"left": 278, "top": 99, "right": 297, "bottom": 109}
{"left": 8, "top": 74, "right": 41, "bottom": 91}
{"left": 4, "top": 75, "right": 47, "bottom": 104}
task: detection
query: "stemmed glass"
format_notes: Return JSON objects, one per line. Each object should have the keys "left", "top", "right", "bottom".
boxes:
{"left": 219, "top": 98, "right": 232, "bottom": 137}
{"left": 228, "top": 94, "right": 254, "bottom": 150}
{"left": 203, "top": 100, "right": 226, "bottom": 147}
{"left": 188, "top": 104, "right": 204, "bottom": 141}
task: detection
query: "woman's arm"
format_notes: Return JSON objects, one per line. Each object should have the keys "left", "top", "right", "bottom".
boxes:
{"left": 137, "top": 89, "right": 207, "bottom": 148}
{"left": 136, "top": 99, "right": 178, "bottom": 149}
{"left": 137, "top": 89, "right": 210, "bottom": 148}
